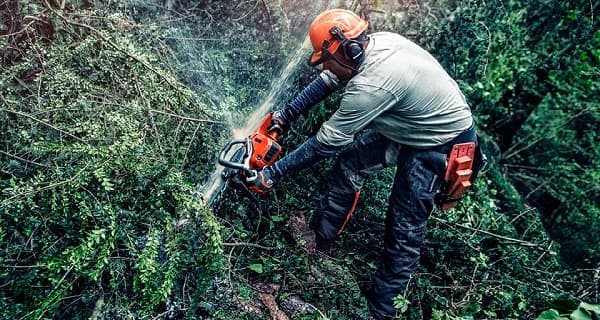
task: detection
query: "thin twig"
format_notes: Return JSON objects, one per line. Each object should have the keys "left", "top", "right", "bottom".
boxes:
{"left": 159, "top": 36, "right": 220, "bottom": 41}
{"left": 0, "top": 21, "right": 36, "bottom": 38}
{"left": 0, "top": 264, "right": 46, "bottom": 268}
{"left": 232, "top": 0, "right": 261, "bottom": 21}
{"left": 134, "top": 79, "right": 165, "bottom": 159}
{"left": 478, "top": 21, "right": 492, "bottom": 78}
{"left": 590, "top": 0, "right": 594, "bottom": 25}
{"left": 508, "top": 207, "right": 536, "bottom": 224}
{"left": 2, "top": 108, "right": 86, "bottom": 143}
{"left": 0, "top": 150, "right": 51, "bottom": 168}
{"left": 223, "top": 242, "right": 275, "bottom": 251}
{"left": 182, "top": 122, "right": 202, "bottom": 166}
{"left": 503, "top": 105, "right": 597, "bottom": 160}
{"left": 260, "top": 0, "right": 272, "bottom": 25}
{"left": 524, "top": 180, "right": 549, "bottom": 200}
{"left": 149, "top": 109, "right": 224, "bottom": 124}
{"left": 1, "top": 164, "right": 89, "bottom": 208}
{"left": 433, "top": 217, "right": 551, "bottom": 252}
{"left": 301, "top": 302, "right": 329, "bottom": 319}
{"left": 534, "top": 242, "right": 553, "bottom": 264}
{"left": 21, "top": 264, "right": 74, "bottom": 320}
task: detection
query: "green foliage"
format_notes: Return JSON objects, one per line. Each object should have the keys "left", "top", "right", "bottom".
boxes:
{"left": 506, "top": 40, "right": 600, "bottom": 264}
{"left": 0, "top": 1, "right": 228, "bottom": 318}
{"left": 426, "top": 0, "right": 599, "bottom": 266}
{"left": 536, "top": 301, "right": 600, "bottom": 320}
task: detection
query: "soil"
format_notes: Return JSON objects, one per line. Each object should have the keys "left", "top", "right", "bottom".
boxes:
{"left": 287, "top": 210, "right": 317, "bottom": 255}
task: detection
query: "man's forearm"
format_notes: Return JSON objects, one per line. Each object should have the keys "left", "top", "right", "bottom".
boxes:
{"left": 271, "top": 136, "right": 339, "bottom": 178}
{"left": 276, "top": 71, "right": 340, "bottom": 124}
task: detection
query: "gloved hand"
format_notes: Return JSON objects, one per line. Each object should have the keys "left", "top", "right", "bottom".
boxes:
{"left": 245, "top": 166, "right": 278, "bottom": 194}
{"left": 268, "top": 110, "right": 290, "bottom": 134}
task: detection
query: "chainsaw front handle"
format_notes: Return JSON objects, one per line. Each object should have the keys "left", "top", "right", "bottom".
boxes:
{"left": 218, "top": 138, "right": 252, "bottom": 173}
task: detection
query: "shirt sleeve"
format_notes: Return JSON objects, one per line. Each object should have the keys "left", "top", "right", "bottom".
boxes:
{"left": 319, "top": 70, "right": 344, "bottom": 91}
{"left": 316, "top": 83, "right": 397, "bottom": 147}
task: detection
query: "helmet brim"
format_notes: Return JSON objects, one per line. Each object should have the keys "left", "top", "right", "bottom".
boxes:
{"left": 308, "top": 41, "right": 341, "bottom": 66}
{"left": 309, "top": 51, "right": 323, "bottom": 66}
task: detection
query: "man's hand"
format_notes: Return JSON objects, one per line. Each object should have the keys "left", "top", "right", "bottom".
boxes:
{"left": 268, "top": 110, "right": 290, "bottom": 134}
{"left": 245, "top": 167, "right": 277, "bottom": 194}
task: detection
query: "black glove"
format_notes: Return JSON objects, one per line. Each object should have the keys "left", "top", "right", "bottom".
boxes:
{"left": 245, "top": 166, "right": 278, "bottom": 194}
{"left": 268, "top": 110, "right": 290, "bottom": 134}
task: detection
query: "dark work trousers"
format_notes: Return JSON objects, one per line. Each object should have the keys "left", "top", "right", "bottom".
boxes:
{"left": 310, "top": 130, "right": 456, "bottom": 319}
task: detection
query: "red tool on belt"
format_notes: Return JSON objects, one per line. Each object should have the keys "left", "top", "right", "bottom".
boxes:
{"left": 440, "top": 142, "right": 476, "bottom": 210}
{"left": 218, "top": 112, "right": 283, "bottom": 195}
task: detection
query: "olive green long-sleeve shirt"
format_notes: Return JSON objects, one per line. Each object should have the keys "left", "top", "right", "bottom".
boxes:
{"left": 316, "top": 32, "right": 473, "bottom": 149}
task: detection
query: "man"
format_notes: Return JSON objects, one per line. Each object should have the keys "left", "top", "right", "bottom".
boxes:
{"left": 246, "top": 8, "right": 479, "bottom": 319}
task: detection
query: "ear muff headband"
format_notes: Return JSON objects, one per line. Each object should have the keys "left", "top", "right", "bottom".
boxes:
{"left": 329, "top": 26, "right": 365, "bottom": 65}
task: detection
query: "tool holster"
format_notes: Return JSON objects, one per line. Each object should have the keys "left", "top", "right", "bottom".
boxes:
{"left": 440, "top": 143, "right": 474, "bottom": 209}
{"left": 435, "top": 128, "right": 486, "bottom": 210}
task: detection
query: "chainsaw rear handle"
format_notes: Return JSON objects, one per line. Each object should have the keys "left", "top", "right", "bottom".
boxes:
{"left": 218, "top": 138, "right": 252, "bottom": 172}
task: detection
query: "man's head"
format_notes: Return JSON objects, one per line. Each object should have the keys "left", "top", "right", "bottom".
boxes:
{"left": 307, "top": 9, "right": 369, "bottom": 81}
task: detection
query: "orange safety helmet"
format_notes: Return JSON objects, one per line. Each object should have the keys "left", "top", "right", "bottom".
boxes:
{"left": 308, "top": 9, "right": 368, "bottom": 66}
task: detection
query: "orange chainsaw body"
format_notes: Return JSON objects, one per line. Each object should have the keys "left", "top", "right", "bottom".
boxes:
{"left": 247, "top": 113, "right": 282, "bottom": 170}
{"left": 218, "top": 112, "right": 282, "bottom": 184}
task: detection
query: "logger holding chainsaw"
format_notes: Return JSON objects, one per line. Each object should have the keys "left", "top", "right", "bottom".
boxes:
{"left": 245, "top": 9, "right": 484, "bottom": 319}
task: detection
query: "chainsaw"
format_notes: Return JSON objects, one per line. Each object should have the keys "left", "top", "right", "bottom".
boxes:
{"left": 218, "top": 112, "right": 283, "bottom": 197}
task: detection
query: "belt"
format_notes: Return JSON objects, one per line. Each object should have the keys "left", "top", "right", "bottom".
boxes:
{"left": 431, "top": 125, "right": 477, "bottom": 155}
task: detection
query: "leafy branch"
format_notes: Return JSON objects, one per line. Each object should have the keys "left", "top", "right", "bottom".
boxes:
{"left": 42, "top": 0, "right": 178, "bottom": 89}
{"left": 0, "top": 150, "right": 51, "bottom": 168}
{"left": 1, "top": 108, "right": 87, "bottom": 143}
{"left": 433, "top": 217, "right": 554, "bottom": 252}
{"left": 0, "top": 164, "right": 89, "bottom": 208}
{"left": 502, "top": 105, "right": 597, "bottom": 161}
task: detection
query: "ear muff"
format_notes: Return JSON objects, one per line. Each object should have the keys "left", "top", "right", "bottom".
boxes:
{"left": 329, "top": 26, "right": 365, "bottom": 65}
